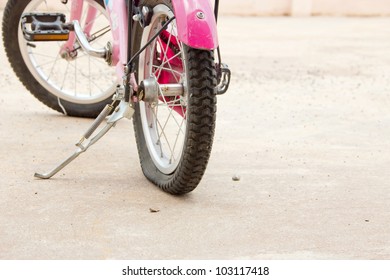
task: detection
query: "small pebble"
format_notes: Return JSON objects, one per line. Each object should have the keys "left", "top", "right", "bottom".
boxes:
{"left": 232, "top": 175, "right": 241, "bottom": 181}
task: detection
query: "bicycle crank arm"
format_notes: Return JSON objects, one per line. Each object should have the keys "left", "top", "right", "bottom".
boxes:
{"left": 21, "top": 13, "right": 112, "bottom": 64}
{"left": 34, "top": 101, "right": 134, "bottom": 179}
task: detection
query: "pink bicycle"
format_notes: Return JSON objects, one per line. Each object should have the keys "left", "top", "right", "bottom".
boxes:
{"left": 3, "top": 0, "right": 230, "bottom": 194}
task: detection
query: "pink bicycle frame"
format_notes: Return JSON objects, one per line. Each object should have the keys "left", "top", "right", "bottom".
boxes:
{"left": 105, "top": 0, "right": 219, "bottom": 66}
{"left": 64, "top": 0, "right": 219, "bottom": 80}
{"left": 102, "top": 0, "right": 128, "bottom": 79}
{"left": 61, "top": 0, "right": 127, "bottom": 79}
{"left": 61, "top": 1, "right": 100, "bottom": 52}
{"left": 105, "top": 0, "right": 220, "bottom": 52}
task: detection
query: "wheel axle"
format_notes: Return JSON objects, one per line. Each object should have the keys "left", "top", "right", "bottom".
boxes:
{"left": 137, "top": 76, "right": 184, "bottom": 103}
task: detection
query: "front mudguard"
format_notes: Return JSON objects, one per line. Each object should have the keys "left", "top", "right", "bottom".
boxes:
{"left": 171, "top": 0, "right": 219, "bottom": 50}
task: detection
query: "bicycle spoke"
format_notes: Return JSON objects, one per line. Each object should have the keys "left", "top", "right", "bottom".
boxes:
{"left": 45, "top": 52, "right": 61, "bottom": 81}
{"left": 156, "top": 109, "right": 173, "bottom": 162}
{"left": 139, "top": 13, "right": 190, "bottom": 172}
{"left": 60, "top": 62, "right": 70, "bottom": 90}
{"left": 158, "top": 95, "right": 186, "bottom": 135}
{"left": 170, "top": 116, "right": 186, "bottom": 162}
{"left": 33, "top": 58, "right": 59, "bottom": 69}
{"left": 152, "top": 64, "right": 182, "bottom": 79}
{"left": 156, "top": 99, "right": 182, "bottom": 107}
{"left": 154, "top": 36, "right": 182, "bottom": 83}
{"left": 150, "top": 106, "right": 174, "bottom": 159}
{"left": 28, "top": 52, "right": 57, "bottom": 59}
{"left": 153, "top": 99, "right": 186, "bottom": 162}
{"left": 152, "top": 48, "right": 182, "bottom": 70}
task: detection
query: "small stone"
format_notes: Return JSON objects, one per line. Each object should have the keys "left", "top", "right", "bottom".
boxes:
{"left": 232, "top": 175, "right": 241, "bottom": 181}
{"left": 149, "top": 208, "right": 160, "bottom": 213}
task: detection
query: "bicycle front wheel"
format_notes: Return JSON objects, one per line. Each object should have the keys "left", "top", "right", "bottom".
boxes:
{"left": 132, "top": 1, "right": 217, "bottom": 194}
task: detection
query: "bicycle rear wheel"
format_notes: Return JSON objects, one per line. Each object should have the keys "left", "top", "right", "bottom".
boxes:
{"left": 132, "top": 0, "right": 217, "bottom": 194}
{"left": 2, "top": 0, "right": 116, "bottom": 117}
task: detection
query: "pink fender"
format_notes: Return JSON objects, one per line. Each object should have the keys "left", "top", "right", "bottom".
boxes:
{"left": 171, "top": 0, "right": 219, "bottom": 50}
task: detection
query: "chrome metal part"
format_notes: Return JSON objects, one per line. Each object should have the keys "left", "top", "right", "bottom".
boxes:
{"left": 34, "top": 99, "right": 134, "bottom": 180}
{"left": 133, "top": 14, "right": 141, "bottom": 21}
{"left": 141, "top": 6, "right": 153, "bottom": 27}
{"left": 138, "top": 77, "right": 184, "bottom": 103}
{"left": 107, "top": 101, "right": 134, "bottom": 123}
{"left": 216, "top": 63, "right": 231, "bottom": 95}
{"left": 78, "top": 103, "right": 113, "bottom": 144}
{"left": 196, "top": 11, "right": 205, "bottom": 19}
{"left": 34, "top": 147, "right": 84, "bottom": 179}
{"left": 138, "top": 77, "right": 159, "bottom": 103}
{"left": 73, "top": 20, "right": 111, "bottom": 63}
{"left": 34, "top": 123, "right": 114, "bottom": 179}
{"left": 105, "top": 41, "right": 113, "bottom": 65}
{"left": 134, "top": 6, "right": 153, "bottom": 27}
{"left": 60, "top": 47, "right": 78, "bottom": 61}
{"left": 113, "top": 85, "right": 126, "bottom": 100}
{"left": 159, "top": 84, "right": 184, "bottom": 97}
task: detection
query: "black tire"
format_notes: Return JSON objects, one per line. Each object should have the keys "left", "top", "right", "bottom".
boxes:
{"left": 132, "top": 0, "right": 217, "bottom": 194}
{"left": 2, "top": 0, "right": 116, "bottom": 118}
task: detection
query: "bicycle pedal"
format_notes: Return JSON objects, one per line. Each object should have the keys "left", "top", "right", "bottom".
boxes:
{"left": 21, "top": 13, "right": 71, "bottom": 41}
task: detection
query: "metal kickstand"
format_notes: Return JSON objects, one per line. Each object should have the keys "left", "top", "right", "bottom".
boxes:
{"left": 34, "top": 99, "right": 134, "bottom": 179}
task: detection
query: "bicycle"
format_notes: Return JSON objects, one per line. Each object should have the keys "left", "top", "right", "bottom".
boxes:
{"left": 2, "top": 0, "right": 230, "bottom": 194}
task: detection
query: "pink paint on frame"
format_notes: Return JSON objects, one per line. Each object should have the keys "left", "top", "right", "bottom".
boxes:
{"left": 172, "top": 0, "right": 219, "bottom": 50}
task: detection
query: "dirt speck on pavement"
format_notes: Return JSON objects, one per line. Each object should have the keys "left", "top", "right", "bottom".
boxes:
{"left": 1, "top": 15, "right": 390, "bottom": 259}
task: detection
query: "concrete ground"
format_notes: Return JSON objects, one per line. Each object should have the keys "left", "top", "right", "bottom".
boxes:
{"left": 1, "top": 14, "right": 390, "bottom": 259}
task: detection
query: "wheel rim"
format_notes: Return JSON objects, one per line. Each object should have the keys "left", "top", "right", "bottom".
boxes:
{"left": 139, "top": 4, "right": 187, "bottom": 175}
{"left": 18, "top": 0, "right": 116, "bottom": 104}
